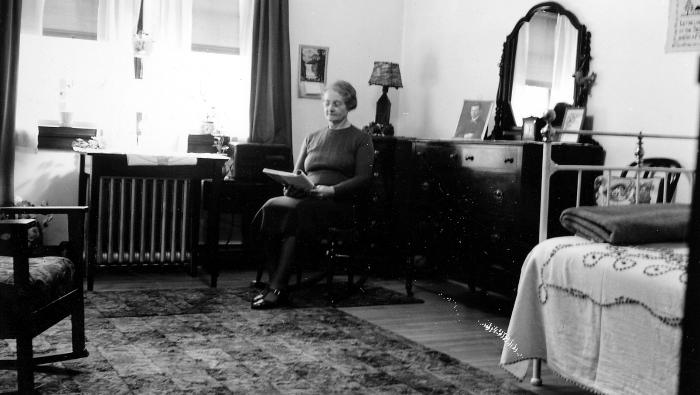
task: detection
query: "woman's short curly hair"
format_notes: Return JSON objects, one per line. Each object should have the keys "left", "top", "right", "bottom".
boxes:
{"left": 324, "top": 80, "right": 357, "bottom": 111}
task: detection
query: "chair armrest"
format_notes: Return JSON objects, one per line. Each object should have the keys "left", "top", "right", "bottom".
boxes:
{"left": 1, "top": 207, "right": 87, "bottom": 277}
{"left": 0, "top": 218, "right": 36, "bottom": 286}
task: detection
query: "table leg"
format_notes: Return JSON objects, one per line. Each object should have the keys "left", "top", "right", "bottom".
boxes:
{"left": 206, "top": 175, "right": 222, "bottom": 287}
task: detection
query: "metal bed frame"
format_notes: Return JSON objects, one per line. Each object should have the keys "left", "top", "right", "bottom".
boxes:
{"left": 530, "top": 126, "right": 697, "bottom": 386}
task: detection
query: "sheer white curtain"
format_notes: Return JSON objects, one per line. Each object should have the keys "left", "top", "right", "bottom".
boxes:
{"left": 95, "top": 0, "right": 253, "bottom": 151}
{"left": 135, "top": 0, "right": 194, "bottom": 151}
{"left": 510, "top": 23, "right": 530, "bottom": 125}
{"left": 20, "top": 0, "right": 44, "bottom": 35}
{"left": 97, "top": 0, "right": 139, "bottom": 43}
{"left": 549, "top": 15, "right": 577, "bottom": 107}
{"left": 238, "top": 0, "right": 254, "bottom": 138}
{"left": 94, "top": 0, "right": 140, "bottom": 150}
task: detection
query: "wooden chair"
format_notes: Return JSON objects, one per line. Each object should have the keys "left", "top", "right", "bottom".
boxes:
{"left": 251, "top": 196, "right": 372, "bottom": 305}
{"left": 0, "top": 206, "right": 88, "bottom": 393}
{"left": 318, "top": 213, "right": 372, "bottom": 305}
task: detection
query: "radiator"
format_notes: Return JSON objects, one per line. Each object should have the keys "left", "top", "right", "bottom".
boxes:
{"left": 95, "top": 177, "right": 192, "bottom": 267}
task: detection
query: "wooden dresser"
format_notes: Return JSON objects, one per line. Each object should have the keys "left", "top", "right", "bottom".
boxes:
{"left": 364, "top": 136, "right": 414, "bottom": 277}
{"left": 370, "top": 138, "right": 605, "bottom": 297}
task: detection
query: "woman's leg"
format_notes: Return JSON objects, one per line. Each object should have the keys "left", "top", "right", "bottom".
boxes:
{"left": 263, "top": 236, "right": 296, "bottom": 302}
{"left": 263, "top": 236, "right": 280, "bottom": 283}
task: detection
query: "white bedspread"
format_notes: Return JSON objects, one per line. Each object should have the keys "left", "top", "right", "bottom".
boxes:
{"left": 500, "top": 236, "right": 687, "bottom": 395}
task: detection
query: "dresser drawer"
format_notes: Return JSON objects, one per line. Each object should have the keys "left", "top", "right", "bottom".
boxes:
{"left": 473, "top": 176, "right": 520, "bottom": 213}
{"left": 459, "top": 146, "right": 521, "bottom": 170}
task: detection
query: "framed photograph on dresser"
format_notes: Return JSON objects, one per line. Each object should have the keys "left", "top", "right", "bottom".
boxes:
{"left": 522, "top": 117, "right": 537, "bottom": 140}
{"left": 559, "top": 107, "right": 586, "bottom": 142}
{"left": 454, "top": 100, "right": 495, "bottom": 140}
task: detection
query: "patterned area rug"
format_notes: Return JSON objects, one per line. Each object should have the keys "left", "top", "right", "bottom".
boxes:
{"left": 0, "top": 286, "right": 530, "bottom": 394}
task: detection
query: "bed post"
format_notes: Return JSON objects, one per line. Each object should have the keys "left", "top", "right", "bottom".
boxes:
{"left": 538, "top": 127, "right": 553, "bottom": 244}
{"left": 530, "top": 125, "right": 554, "bottom": 386}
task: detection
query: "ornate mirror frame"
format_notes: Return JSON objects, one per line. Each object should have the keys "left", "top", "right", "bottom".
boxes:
{"left": 492, "top": 2, "right": 591, "bottom": 139}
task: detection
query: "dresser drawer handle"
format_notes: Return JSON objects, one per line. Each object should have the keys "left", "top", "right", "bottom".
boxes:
{"left": 372, "top": 195, "right": 379, "bottom": 202}
{"left": 449, "top": 153, "right": 458, "bottom": 160}
{"left": 494, "top": 189, "right": 504, "bottom": 199}
{"left": 504, "top": 157, "right": 514, "bottom": 164}
{"left": 373, "top": 172, "right": 380, "bottom": 177}
{"left": 421, "top": 181, "right": 430, "bottom": 191}
{"left": 374, "top": 150, "right": 380, "bottom": 156}
{"left": 490, "top": 233, "right": 501, "bottom": 243}
{"left": 464, "top": 155, "right": 475, "bottom": 161}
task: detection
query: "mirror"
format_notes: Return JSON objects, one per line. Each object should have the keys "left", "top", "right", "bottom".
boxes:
{"left": 492, "top": 2, "right": 591, "bottom": 138}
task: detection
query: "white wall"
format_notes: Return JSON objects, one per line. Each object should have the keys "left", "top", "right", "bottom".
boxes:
{"left": 288, "top": 0, "right": 405, "bottom": 161}
{"left": 397, "top": 0, "right": 699, "bottom": 166}
{"left": 13, "top": 0, "right": 700, "bottom": 241}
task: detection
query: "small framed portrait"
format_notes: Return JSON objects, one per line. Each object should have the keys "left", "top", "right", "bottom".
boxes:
{"left": 522, "top": 116, "right": 537, "bottom": 141}
{"left": 559, "top": 107, "right": 586, "bottom": 143}
{"left": 298, "top": 45, "right": 329, "bottom": 99}
{"left": 454, "top": 100, "right": 495, "bottom": 140}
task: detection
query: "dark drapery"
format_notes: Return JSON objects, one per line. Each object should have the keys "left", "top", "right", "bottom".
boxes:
{"left": 249, "top": 0, "right": 292, "bottom": 146}
{"left": 0, "top": 0, "right": 21, "bottom": 206}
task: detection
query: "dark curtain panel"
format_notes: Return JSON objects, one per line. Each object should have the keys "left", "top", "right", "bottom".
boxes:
{"left": 249, "top": 0, "right": 292, "bottom": 146}
{"left": 0, "top": 0, "right": 21, "bottom": 206}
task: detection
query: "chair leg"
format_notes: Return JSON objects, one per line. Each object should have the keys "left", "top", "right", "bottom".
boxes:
{"left": 87, "top": 258, "right": 95, "bottom": 292}
{"left": 16, "top": 335, "right": 34, "bottom": 393}
{"left": 71, "top": 297, "right": 87, "bottom": 354}
{"left": 296, "top": 263, "right": 303, "bottom": 286}
{"left": 325, "top": 247, "right": 335, "bottom": 302}
{"left": 251, "top": 262, "right": 266, "bottom": 289}
{"left": 405, "top": 255, "right": 414, "bottom": 297}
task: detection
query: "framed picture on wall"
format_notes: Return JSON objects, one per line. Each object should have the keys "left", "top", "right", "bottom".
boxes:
{"left": 454, "top": 100, "right": 495, "bottom": 140}
{"left": 298, "top": 45, "right": 329, "bottom": 99}
{"left": 559, "top": 107, "right": 586, "bottom": 143}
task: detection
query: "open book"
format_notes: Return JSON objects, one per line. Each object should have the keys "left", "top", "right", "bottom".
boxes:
{"left": 262, "top": 168, "right": 314, "bottom": 191}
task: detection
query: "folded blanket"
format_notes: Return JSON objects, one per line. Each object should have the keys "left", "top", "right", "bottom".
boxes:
{"left": 559, "top": 204, "right": 690, "bottom": 245}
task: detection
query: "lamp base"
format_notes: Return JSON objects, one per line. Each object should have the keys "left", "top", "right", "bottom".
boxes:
{"left": 375, "top": 86, "right": 391, "bottom": 125}
{"left": 363, "top": 122, "right": 394, "bottom": 136}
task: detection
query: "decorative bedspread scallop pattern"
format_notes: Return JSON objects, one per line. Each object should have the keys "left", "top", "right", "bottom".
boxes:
{"left": 537, "top": 237, "right": 687, "bottom": 326}
{"left": 0, "top": 256, "right": 75, "bottom": 318}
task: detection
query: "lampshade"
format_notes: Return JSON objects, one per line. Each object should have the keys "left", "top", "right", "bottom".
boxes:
{"left": 368, "top": 61, "right": 403, "bottom": 88}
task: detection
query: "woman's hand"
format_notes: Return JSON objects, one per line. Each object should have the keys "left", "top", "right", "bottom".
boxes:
{"left": 308, "top": 185, "right": 335, "bottom": 199}
{"left": 283, "top": 185, "right": 307, "bottom": 198}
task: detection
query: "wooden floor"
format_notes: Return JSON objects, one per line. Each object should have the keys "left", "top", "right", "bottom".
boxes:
{"left": 89, "top": 268, "right": 591, "bottom": 394}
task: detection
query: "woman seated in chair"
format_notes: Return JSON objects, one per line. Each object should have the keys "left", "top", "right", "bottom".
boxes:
{"left": 251, "top": 80, "right": 374, "bottom": 309}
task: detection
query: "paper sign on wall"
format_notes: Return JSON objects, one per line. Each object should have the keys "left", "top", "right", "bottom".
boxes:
{"left": 666, "top": 0, "right": 700, "bottom": 52}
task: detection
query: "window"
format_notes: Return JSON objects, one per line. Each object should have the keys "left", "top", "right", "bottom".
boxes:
{"left": 192, "top": 0, "right": 240, "bottom": 54}
{"left": 43, "top": 0, "right": 98, "bottom": 40}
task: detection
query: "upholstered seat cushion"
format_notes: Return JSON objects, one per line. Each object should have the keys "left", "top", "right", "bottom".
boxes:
{"left": 0, "top": 255, "right": 75, "bottom": 320}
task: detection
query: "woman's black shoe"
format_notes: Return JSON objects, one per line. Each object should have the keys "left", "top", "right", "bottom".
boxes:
{"left": 251, "top": 288, "right": 287, "bottom": 310}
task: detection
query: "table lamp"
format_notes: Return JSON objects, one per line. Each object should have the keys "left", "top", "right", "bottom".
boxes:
{"left": 368, "top": 61, "right": 402, "bottom": 127}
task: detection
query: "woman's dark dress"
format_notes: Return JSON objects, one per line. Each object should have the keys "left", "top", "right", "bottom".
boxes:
{"left": 254, "top": 125, "right": 374, "bottom": 242}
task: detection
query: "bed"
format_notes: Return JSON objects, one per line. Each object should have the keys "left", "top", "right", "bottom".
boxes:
{"left": 499, "top": 130, "right": 696, "bottom": 395}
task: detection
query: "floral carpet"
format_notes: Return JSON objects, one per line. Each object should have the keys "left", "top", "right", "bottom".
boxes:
{"left": 0, "top": 286, "right": 530, "bottom": 394}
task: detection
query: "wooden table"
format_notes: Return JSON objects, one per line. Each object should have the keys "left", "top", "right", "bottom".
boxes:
{"left": 76, "top": 149, "right": 229, "bottom": 290}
